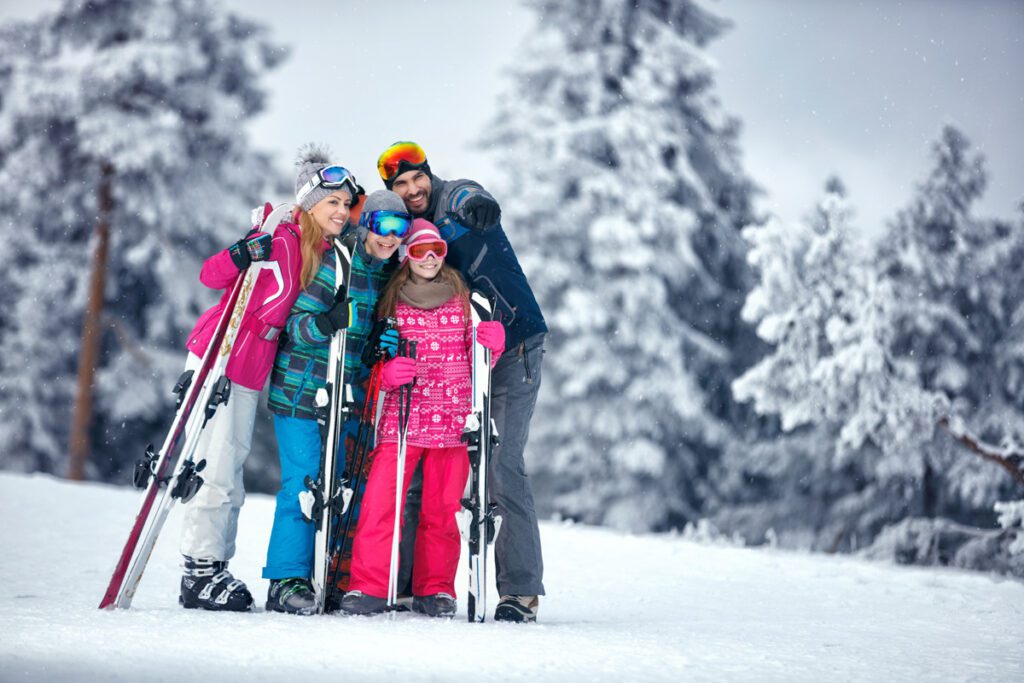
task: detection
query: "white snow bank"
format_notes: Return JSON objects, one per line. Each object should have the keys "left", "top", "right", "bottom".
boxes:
{"left": 0, "top": 472, "right": 1020, "bottom": 682}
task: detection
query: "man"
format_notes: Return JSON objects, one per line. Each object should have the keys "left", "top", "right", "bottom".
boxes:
{"left": 376, "top": 141, "right": 547, "bottom": 622}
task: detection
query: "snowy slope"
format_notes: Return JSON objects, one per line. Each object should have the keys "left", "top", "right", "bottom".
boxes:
{"left": 0, "top": 472, "right": 1021, "bottom": 682}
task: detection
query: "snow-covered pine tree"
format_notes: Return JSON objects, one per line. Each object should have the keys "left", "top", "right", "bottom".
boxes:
{"left": 0, "top": 0, "right": 284, "bottom": 478}
{"left": 728, "top": 181, "right": 942, "bottom": 550}
{"left": 875, "top": 125, "right": 1024, "bottom": 528}
{"left": 485, "top": 0, "right": 759, "bottom": 531}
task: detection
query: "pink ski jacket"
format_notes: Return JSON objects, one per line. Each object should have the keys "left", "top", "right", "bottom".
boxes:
{"left": 185, "top": 216, "right": 303, "bottom": 391}
{"left": 377, "top": 296, "right": 501, "bottom": 449}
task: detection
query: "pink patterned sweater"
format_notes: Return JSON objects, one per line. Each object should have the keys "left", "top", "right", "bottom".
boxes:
{"left": 376, "top": 296, "right": 500, "bottom": 449}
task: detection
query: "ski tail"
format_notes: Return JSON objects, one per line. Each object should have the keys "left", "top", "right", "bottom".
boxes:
{"left": 459, "top": 290, "right": 498, "bottom": 622}
{"left": 310, "top": 232, "right": 358, "bottom": 614}
{"left": 99, "top": 270, "right": 247, "bottom": 609}
{"left": 99, "top": 204, "right": 292, "bottom": 610}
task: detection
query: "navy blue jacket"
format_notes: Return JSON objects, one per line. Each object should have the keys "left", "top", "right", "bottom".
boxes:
{"left": 418, "top": 175, "right": 547, "bottom": 351}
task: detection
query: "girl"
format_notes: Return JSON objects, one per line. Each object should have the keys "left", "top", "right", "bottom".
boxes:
{"left": 341, "top": 219, "right": 505, "bottom": 618}
{"left": 262, "top": 165, "right": 411, "bottom": 615}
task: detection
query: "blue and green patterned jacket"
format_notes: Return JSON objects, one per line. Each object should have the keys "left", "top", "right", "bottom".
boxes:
{"left": 268, "top": 227, "right": 394, "bottom": 420}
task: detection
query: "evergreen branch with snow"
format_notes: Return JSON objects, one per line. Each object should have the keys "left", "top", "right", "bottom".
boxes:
{"left": 938, "top": 417, "right": 1024, "bottom": 488}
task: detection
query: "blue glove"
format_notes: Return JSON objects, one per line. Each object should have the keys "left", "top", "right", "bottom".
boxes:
{"left": 379, "top": 328, "right": 399, "bottom": 359}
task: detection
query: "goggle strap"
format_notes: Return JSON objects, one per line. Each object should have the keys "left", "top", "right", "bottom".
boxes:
{"left": 295, "top": 176, "right": 318, "bottom": 204}
{"left": 295, "top": 172, "right": 359, "bottom": 205}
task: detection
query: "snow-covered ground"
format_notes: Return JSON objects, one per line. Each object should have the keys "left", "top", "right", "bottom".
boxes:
{"left": 0, "top": 472, "right": 1020, "bottom": 682}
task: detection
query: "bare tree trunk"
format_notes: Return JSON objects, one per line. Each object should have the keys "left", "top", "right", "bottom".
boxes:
{"left": 68, "top": 162, "right": 113, "bottom": 481}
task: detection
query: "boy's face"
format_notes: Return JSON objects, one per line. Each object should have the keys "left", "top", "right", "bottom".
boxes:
{"left": 363, "top": 232, "right": 401, "bottom": 260}
{"left": 391, "top": 170, "right": 432, "bottom": 215}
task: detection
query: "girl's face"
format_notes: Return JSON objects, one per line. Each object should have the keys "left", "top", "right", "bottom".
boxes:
{"left": 409, "top": 252, "right": 443, "bottom": 280}
{"left": 310, "top": 189, "right": 353, "bottom": 237}
{"left": 364, "top": 232, "right": 401, "bottom": 260}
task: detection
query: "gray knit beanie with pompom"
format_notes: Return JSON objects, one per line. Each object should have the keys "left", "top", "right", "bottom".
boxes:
{"left": 295, "top": 142, "right": 350, "bottom": 212}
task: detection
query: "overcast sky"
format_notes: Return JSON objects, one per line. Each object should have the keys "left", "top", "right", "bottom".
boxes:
{"left": 4, "top": 0, "right": 1022, "bottom": 233}
{"left": 708, "top": 0, "right": 1024, "bottom": 231}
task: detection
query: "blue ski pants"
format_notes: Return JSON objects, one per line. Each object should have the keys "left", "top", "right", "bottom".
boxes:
{"left": 262, "top": 415, "right": 321, "bottom": 580}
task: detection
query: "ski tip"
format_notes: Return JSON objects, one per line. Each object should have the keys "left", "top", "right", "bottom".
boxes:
{"left": 260, "top": 202, "right": 294, "bottom": 231}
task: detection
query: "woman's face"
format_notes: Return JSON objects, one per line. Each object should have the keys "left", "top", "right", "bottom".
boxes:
{"left": 310, "top": 189, "right": 353, "bottom": 237}
{"left": 364, "top": 232, "right": 401, "bottom": 260}
{"left": 408, "top": 253, "right": 443, "bottom": 280}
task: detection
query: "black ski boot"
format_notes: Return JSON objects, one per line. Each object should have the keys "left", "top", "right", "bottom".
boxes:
{"left": 266, "top": 578, "right": 316, "bottom": 616}
{"left": 412, "top": 592, "right": 456, "bottom": 618}
{"left": 339, "top": 590, "right": 388, "bottom": 616}
{"left": 179, "top": 556, "right": 253, "bottom": 612}
{"left": 494, "top": 595, "right": 539, "bottom": 623}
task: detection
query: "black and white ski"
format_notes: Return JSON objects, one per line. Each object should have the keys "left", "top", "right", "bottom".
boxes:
{"left": 301, "top": 232, "right": 357, "bottom": 614}
{"left": 100, "top": 203, "right": 291, "bottom": 609}
{"left": 456, "top": 291, "right": 501, "bottom": 622}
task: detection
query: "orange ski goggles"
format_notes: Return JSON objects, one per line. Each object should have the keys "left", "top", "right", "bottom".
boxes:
{"left": 377, "top": 141, "right": 428, "bottom": 183}
{"left": 407, "top": 240, "right": 448, "bottom": 262}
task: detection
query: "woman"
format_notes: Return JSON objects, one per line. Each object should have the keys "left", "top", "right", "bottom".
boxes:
{"left": 341, "top": 219, "right": 505, "bottom": 618}
{"left": 177, "top": 162, "right": 309, "bottom": 612}
{"left": 262, "top": 158, "right": 411, "bottom": 616}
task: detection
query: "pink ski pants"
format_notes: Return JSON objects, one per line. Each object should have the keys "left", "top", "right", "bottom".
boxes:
{"left": 347, "top": 442, "right": 469, "bottom": 598}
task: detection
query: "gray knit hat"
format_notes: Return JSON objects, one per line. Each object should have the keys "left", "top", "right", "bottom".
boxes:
{"left": 294, "top": 142, "right": 358, "bottom": 212}
{"left": 361, "top": 189, "right": 407, "bottom": 216}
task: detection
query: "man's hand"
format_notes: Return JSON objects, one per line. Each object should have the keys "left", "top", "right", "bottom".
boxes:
{"left": 453, "top": 194, "right": 501, "bottom": 231}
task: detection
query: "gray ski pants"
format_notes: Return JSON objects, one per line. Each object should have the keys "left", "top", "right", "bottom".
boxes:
{"left": 398, "top": 333, "right": 546, "bottom": 597}
{"left": 178, "top": 352, "right": 259, "bottom": 561}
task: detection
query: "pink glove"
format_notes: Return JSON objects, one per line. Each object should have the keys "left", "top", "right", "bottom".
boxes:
{"left": 381, "top": 356, "right": 417, "bottom": 390}
{"left": 475, "top": 321, "right": 506, "bottom": 353}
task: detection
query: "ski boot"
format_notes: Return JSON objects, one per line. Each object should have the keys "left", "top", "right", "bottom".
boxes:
{"left": 179, "top": 556, "right": 254, "bottom": 612}
{"left": 494, "top": 595, "right": 539, "bottom": 623}
{"left": 412, "top": 592, "right": 456, "bottom": 618}
{"left": 338, "top": 590, "right": 388, "bottom": 616}
{"left": 266, "top": 578, "right": 316, "bottom": 616}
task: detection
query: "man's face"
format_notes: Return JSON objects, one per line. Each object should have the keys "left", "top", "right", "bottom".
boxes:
{"left": 391, "top": 170, "right": 432, "bottom": 215}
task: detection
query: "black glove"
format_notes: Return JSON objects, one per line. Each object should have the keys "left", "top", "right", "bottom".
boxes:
{"left": 228, "top": 231, "right": 273, "bottom": 270}
{"left": 314, "top": 289, "right": 355, "bottom": 337}
{"left": 453, "top": 194, "right": 501, "bottom": 232}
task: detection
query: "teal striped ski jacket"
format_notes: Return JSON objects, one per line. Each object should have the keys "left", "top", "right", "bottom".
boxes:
{"left": 268, "top": 228, "right": 394, "bottom": 420}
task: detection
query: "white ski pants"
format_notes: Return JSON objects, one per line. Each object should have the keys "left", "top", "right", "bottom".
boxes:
{"left": 178, "top": 352, "right": 260, "bottom": 561}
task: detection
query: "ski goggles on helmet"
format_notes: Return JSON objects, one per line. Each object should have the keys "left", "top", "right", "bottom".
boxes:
{"left": 360, "top": 210, "right": 412, "bottom": 238}
{"left": 377, "top": 141, "right": 428, "bottom": 183}
{"left": 406, "top": 239, "right": 447, "bottom": 262}
{"left": 295, "top": 165, "right": 362, "bottom": 205}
